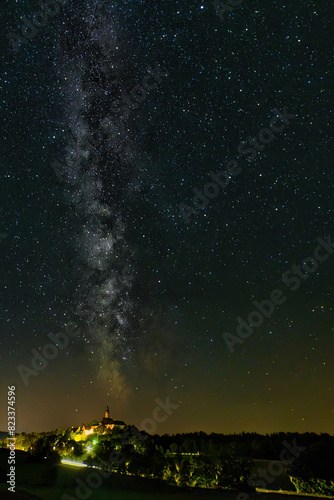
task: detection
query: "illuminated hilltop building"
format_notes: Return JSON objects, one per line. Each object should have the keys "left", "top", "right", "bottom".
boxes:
{"left": 73, "top": 406, "right": 125, "bottom": 440}
{"left": 100, "top": 405, "right": 122, "bottom": 429}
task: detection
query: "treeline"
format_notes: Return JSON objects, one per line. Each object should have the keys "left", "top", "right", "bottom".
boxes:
{"left": 2, "top": 428, "right": 70, "bottom": 453}
{"left": 3, "top": 426, "right": 254, "bottom": 490}
{"left": 2, "top": 428, "right": 334, "bottom": 493}
{"left": 153, "top": 431, "right": 334, "bottom": 460}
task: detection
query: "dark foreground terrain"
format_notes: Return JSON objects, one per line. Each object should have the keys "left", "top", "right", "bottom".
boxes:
{"left": 0, "top": 449, "right": 333, "bottom": 500}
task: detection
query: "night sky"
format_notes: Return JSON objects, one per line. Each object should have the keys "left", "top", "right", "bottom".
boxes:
{"left": 0, "top": 0, "right": 333, "bottom": 435}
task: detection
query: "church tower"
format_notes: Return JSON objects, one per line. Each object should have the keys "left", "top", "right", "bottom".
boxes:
{"left": 105, "top": 405, "right": 110, "bottom": 419}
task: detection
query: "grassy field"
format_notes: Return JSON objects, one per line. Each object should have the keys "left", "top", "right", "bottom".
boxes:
{"left": 0, "top": 449, "right": 332, "bottom": 500}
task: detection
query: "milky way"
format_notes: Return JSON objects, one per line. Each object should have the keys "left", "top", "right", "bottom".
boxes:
{"left": 56, "top": 1, "right": 149, "bottom": 392}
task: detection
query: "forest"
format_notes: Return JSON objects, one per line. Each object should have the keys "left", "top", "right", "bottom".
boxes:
{"left": 2, "top": 428, "right": 333, "bottom": 494}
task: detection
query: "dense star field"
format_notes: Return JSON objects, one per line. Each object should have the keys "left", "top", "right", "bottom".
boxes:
{"left": 0, "top": 0, "right": 333, "bottom": 434}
